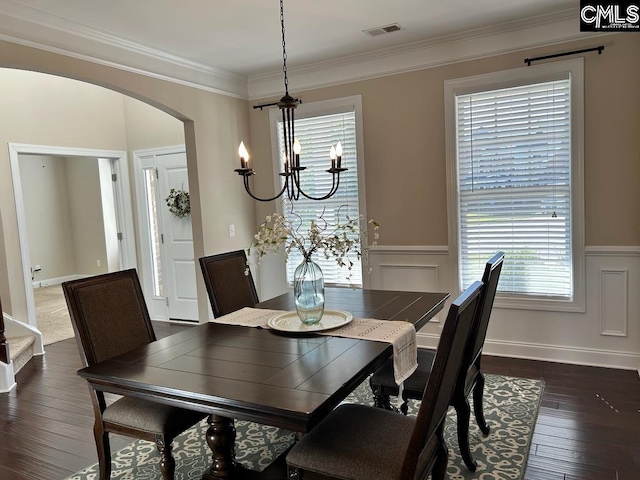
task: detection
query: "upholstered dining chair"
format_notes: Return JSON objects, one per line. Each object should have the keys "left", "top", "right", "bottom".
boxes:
{"left": 369, "top": 251, "right": 504, "bottom": 471}
{"left": 286, "top": 281, "right": 484, "bottom": 480}
{"left": 199, "top": 250, "right": 259, "bottom": 317}
{"left": 62, "top": 269, "right": 207, "bottom": 480}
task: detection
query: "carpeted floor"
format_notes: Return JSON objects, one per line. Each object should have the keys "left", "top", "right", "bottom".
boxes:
{"left": 66, "top": 374, "right": 544, "bottom": 480}
{"left": 34, "top": 284, "right": 75, "bottom": 345}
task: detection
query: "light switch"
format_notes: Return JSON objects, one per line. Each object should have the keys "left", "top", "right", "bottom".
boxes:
{"left": 228, "top": 224, "right": 236, "bottom": 237}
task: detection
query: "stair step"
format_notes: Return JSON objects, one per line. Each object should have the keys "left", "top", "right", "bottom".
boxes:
{"left": 7, "top": 335, "right": 35, "bottom": 374}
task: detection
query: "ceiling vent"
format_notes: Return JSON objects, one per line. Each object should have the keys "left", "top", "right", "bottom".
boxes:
{"left": 363, "top": 23, "right": 403, "bottom": 37}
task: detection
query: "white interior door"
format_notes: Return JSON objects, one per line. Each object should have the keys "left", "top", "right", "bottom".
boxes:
{"left": 135, "top": 147, "right": 198, "bottom": 322}
{"left": 156, "top": 153, "right": 197, "bottom": 321}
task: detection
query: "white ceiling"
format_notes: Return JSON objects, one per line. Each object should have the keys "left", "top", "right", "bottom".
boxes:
{"left": 0, "top": 0, "right": 588, "bottom": 97}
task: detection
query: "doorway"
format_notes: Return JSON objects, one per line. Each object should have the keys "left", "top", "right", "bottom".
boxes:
{"left": 8, "top": 143, "right": 136, "bottom": 328}
{"left": 134, "top": 146, "right": 198, "bottom": 322}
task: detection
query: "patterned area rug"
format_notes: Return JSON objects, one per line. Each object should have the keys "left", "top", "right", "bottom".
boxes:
{"left": 66, "top": 374, "right": 543, "bottom": 479}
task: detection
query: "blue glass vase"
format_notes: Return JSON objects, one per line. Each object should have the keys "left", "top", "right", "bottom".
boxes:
{"left": 294, "top": 257, "right": 325, "bottom": 324}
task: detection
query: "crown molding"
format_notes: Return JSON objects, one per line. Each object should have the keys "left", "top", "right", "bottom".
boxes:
{"left": 0, "top": 3, "right": 610, "bottom": 102}
{"left": 0, "top": 1, "right": 247, "bottom": 98}
{"left": 248, "top": 9, "right": 609, "bottom": 100}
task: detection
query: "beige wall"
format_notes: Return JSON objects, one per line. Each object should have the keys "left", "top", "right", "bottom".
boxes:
{"left": 19, "top": 154, "right": 77, "bottom": 281}
{"left": 65, "top": 156, "right": 109, "bottom": 276}
{"left": 249, "top": 33, "right": 640, "bottom": 247}
{"left": 0, "top": 45, "right": 253, "bottom": 322}
{"left": 0, "top": 68, "right": 130, "bottom": 317}
{"left": 19, "top": 154, "right": 110, "bottom": 282}
{"left": 123, "top": 96, "right": 185, "bottom": 151}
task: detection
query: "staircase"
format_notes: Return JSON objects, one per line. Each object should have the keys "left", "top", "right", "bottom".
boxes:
{"left": 1, "top": 305, "right": 43, "bottom": 393}
{"left": 8, "top": 335, "right": 36, "bottom": 374}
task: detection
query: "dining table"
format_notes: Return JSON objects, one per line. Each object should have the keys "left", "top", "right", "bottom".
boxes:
{"left": 77, "top": 286, "right": 449, "bottom": 479}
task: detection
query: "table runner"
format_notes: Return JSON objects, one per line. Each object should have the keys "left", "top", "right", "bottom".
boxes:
{"left": 211, "top": 307, "right": 417, "bottom": 386}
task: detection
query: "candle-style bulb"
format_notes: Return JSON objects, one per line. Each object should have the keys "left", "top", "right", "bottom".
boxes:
{"left": 335, "top": 141, "right": 343, "bottom": 157}
{"left": 238, "top": 142, "right": 249, "bottom": 160}
{"left": 293, "top": 138, "right": 301, "bottom": 155}
{"left": 238, "top": 141, "right": 249, "bottom": 160}
{"left": 330, "top": 145, "right": 336, "bottom": 160}
{"left": 238, "top": 141, "right": 249, "bottom": 169}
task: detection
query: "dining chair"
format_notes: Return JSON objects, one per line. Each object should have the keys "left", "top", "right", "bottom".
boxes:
{"left": 369, "top": 251, "right": 504, "bottom": 471}
{"left": 286, "top": 280, "right": 484, "bottom": 480}
{"left": 199, "top": 250, "right": 259, "bottom": 317}
{"left": 62, "top": 269, "right": 206, "bottom": 480}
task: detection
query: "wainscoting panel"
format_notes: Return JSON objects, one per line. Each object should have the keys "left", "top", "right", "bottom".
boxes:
{"left": 369, "top": 246, "right": 450, "bottom": 327}
{"left": 368, "top": 245, "right": 640, "bottom": 371}
{"left": 379, "top": 264, "right": 438, "bottom": 293}
{"left": 599, "top": 269, "right": 628, "bottom": 337}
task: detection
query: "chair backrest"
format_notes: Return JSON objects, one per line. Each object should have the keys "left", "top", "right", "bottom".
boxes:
{"left": 62, "top": 269, "right": 156, "bottom": 367}
{"left": 467, "top": 252, "right": 504, "bottom": 367}
{"left": 401, "top": 281, "right": 484, "bottom": 479}
{"left": 199, "top": 250, "right": 259, "bottom": 318}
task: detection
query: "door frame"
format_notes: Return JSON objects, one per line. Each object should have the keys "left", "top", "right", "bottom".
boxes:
{"left": 8, "top": 143, "right": 136, "bottom": 327}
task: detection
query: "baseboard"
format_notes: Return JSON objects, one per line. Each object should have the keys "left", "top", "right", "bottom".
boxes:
{"left": 0, "top": 361, "right": 16, "bottom": 393}
{"left": 32, "top": 274, "right": 88, "bottom": 289}
{"left": 416, "top": 332, "right": 640, "bottom": 371}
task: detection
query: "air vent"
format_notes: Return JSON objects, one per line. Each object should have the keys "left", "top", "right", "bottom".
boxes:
{"left": 363, "top": 23, "right": 403, "bottom": 37}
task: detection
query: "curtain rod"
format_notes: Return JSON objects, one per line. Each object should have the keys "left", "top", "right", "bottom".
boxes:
{"left": 524, "top": 45, "right": 604, "bottom": 66}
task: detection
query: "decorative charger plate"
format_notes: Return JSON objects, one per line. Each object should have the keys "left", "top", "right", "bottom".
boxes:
{"left": 267, "top": 310, "right": 353, "bottom": 333}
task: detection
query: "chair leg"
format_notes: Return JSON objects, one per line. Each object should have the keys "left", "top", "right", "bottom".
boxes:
{"left": 432, "top": 424, "right": 448, "bottom": 480}
{"left": 288, "top": 465, "right": 302, "bottom": 479}
{"left": 372, "top": 387, "right": 393, "bottom": 411}
{"left": 453, "top": 394, "right": 477, "bottom": 471}
{"left": 400, "top": 396, "right": 409, "bottom": 415}
{"left": 156, "top": 435, "right": 175, "bottom": 480}
{"left": 473, "top": 372, "right": 490, "bottom": 436}
{"left": 93, "top": 424, "right": 111, "bottom": 480}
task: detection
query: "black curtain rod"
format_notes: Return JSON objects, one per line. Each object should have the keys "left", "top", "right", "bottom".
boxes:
{"left": 524, "top": 45, "right": 604, "bottom": 66}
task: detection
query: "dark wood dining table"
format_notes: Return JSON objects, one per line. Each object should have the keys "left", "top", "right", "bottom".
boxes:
{"left": 77, "top": 287, "right": 449, "bottom": 479}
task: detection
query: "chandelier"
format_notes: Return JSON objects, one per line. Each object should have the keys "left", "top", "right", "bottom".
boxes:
{"left": 234, "top": 0, "right": 347, "bottom": 202}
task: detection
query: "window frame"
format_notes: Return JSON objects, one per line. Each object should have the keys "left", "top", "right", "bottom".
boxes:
{"left": 268, "top": 95, "right": 370, "bottom": 288}
{"left": 444, "top": 58, "right": 585, "bottom": 312}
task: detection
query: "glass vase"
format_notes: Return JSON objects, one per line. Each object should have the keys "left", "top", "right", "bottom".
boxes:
{"left": 294, "top": 257, "right": 325, "bottom": 325}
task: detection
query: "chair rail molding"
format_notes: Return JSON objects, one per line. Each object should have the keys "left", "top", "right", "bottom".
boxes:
{"left": 585, "top": 246, "right": 640, "bottom": 256}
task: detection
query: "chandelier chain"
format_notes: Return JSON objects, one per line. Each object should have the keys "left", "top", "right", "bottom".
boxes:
{"left": 280, "top": 0, "right": 289, "bottom": 95}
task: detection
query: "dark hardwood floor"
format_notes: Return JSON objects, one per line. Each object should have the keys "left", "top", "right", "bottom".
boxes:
{"left": 0, "top": 323, "right": 638, "bottom": 479}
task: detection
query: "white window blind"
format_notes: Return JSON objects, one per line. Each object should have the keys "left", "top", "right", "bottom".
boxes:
{"left": 456, "top": 79, "right": 572, "bottom": 298}
{"left": 277, "top": 110, "right": 362, "bottom": 286}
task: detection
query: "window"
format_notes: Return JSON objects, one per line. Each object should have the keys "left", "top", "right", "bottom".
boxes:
{"left": 270, "top": 96, "right": 366, "bottom": 286}
{"left": 445, "top": 59, "right": 584, "bottom": 311}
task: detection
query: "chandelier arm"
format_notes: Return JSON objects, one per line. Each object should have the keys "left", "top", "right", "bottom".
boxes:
{"left": 282, "top": 109, "right": 290, "bottom": 164}
{"left": 286, "top": 173, "right": 296, "bottom": 201}
{"left": 290, "top": 111, "right": 295, "bottom": 166}
{"left": 295, "top": 172, "right": 343, "bottom": 201}
{"left": 292, "top": 169, "right": 300, "bottom": 200}
{"left": 243, "top": 174, "right": 289, "bottom": 203}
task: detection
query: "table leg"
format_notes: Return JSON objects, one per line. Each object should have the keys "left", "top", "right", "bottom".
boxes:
{"left": 202, "top": 414, "right": 238, "bottom": 479}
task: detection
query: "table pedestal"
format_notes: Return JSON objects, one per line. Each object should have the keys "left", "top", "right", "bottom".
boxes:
{"left": 202, "top": 414, "right": 242, "bottom": 479}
